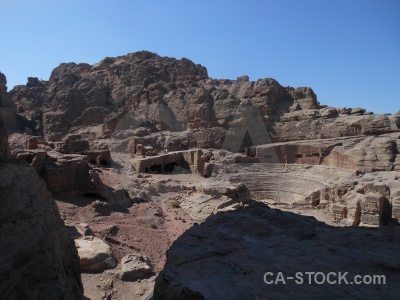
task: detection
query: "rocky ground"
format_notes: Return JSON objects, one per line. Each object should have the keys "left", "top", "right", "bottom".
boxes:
{"left": 50, "top": 150, "right": 247, "bottom": 299}
{"left": 5, "top": 129, "right": 400, "bottom": 299}
{"left": 51, "top": 147, "right": 374, "bottom": 299}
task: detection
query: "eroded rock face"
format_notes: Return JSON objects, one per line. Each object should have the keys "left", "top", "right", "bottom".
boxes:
{"left": 89, "top": 169, "right": 134, "bottom": 209}
{"left": 325, "top": 171, "right": 400, "bottom": 226}
{"left": 5, "top": 51, "right": 400, "bottom": 157}
{"left": 154, "top": 205, "right": 400, "bottom": 299}
{"left": 0, "top": 72, "right": 17, "bottom": 129}
{"left": 0, "top": 71, "right": 7, "bottom": 93}
{"left": 0, "top": 118, "right": 83, "bottom": 299}
{"left": 44, "top": 152, "right": 91, "bottom": 194}
{"left": 8, "top": 51, "right": 399, "bottom": 154}
{"left": 254, "top": 133, "right": 399, "bottom": 173}
{"left": 8, "top": 51, "right": 318, "bottom": 143}
{"left": 0, "top": 117, "right": 10, "bottom": 162}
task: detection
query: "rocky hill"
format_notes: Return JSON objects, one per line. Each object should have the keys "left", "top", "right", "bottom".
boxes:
{"left": 8, "top": 51, "right": 399, "bottom": 153}
{"left": 2, "top": 52, "right": 400, "bottom": 299}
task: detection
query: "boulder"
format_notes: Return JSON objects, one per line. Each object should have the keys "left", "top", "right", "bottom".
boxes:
{"left": 120, "top": 253, "right": 154, "bottom": 281}
{"left": 92, "top": 200, "right": 111, "bottom": 216}
{"left": 154, "top": 205, "right": 400, "bottom": 299}
{"left": 89, "top": 169, "right": 134, "bottom": 209}
{"left": 75, "top": 237, "right": 117, "bottom": 272}
{"left": 44, "top": 151, "right": 90, "bottom": 194}
{"left": 179, "top": 182, "right": 251, "bottom": 222}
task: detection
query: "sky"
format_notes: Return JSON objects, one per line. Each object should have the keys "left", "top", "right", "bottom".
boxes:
{"left": 1, "top": 0, "right": 399, "bottom": 114}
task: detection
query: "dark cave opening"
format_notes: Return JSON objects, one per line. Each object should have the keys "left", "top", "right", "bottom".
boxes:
{"left": 149, "top": 164, "right": 163, "bottom": 173}
{"left": 100, "top": 158, "right": 109, "bottom": 166}
{"left": 164, "top": 162, "right": 178, "bottom": 173}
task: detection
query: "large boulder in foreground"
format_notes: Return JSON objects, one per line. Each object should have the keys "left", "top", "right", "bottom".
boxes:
{"left": 0, "top": 116, "right": 83, "bottom": 299}
{"left": 154, "top": 205, "right": 400, "bottom": 299}
{"left": 0, "top": 163, "right": 84, "bottom": 299}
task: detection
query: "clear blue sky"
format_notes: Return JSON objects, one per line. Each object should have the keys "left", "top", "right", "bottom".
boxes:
{"left": 1, "top": 0, "right": 399, "bottom": 114}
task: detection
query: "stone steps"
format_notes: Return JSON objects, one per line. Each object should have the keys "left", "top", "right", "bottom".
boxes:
{"left": 229, "top": 163, "right": 353, "bottom": 203}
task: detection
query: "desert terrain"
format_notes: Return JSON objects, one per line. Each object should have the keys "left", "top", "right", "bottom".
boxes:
{"left": 1, "top": 52, "right": 399, "bottom": 299}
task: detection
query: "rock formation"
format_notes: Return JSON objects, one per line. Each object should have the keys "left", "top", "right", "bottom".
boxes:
{"left": 0, "top": 72, "right": 17, "bottom": 129}
{"left": 75, "top": 237, "right": 117, "bottom": 273}
{"left": 0, "top": 71, "right": 7, "bottom": 94}
{"left": 8, "top": 52, "right": 399, "bottom": 158}
{"left": 0, "top": 117, "right": 10, "bottom": 162}
{"left": 5, "top": 52, "right": 312, "bottom": 143}
{"left": 119, "top": 253, "right": 153, "bottom": 281}
{"left": 154, "top": 205, "right": 400, "bottom": 299}
{"left": 0, "top": 116, "right": 84, "bottom": 299}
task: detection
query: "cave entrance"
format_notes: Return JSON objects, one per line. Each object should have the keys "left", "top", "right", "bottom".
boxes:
{"left": 149, "top": 164, "right": 163, "bottom": 173}
{"left": 83, "top": 192, "right": 106, "bottom": 200}
{"left": 239, "top": 130, "right": 254, "bottom": 152}
{"left": 100, "top": 158, "right": 109, "bottom": 166}
{"left": 164, "top": 162, "right": 178, "bottom": 173}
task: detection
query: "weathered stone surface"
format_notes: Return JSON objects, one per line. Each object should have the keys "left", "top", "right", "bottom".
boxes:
{"left": 0, "top": 72, "right": 17, "bottom": 129}
{"left": 89, "top": 169, "right": 134, "bottom": 209}
{"left": 392, "top": 188, "right": 400, "bottom": 219}
{"left": 0, "top": 115, "right": 83, "bottom": 299}
{"left": 8, "top": 76, "right": 48, "bottom": 134}
{"left": 323, "top": 135, "right": 397, "bottom": 172}
{"left": 7, "top": 52, "right": 399, "bottom": 154}
{"left": 85, "top": 149, "right": 112, "bottom": 167}
{"left": 120, "top": 253, "right": 153, "bottom": 281}
{"left": 4, "top": 50, "right": 399, "bottom": 161}
{"left": 253, "top": 134, "right": 398, "bottom": 173}
{"left": 14, "top": 149, "right": 47, "bottom": 174}
{"left": 75, "top": 237, "right": 117, "bottom": 272}
{"left": 176, "top": 182, "right": 251, "bottom": 222}
{"left": 8, "top": 51, "right": 319, "bottom": 144}
{"left": 44, "top": 151, "right": 90, "bottom": 194}
{"left": 154, "top": 205, "right": 400, "bottom": 299}
{"left": 92, "top": 200, "right": 111, "bottom": 216}
{"left": 133, "top": 149, "right": 204, "bottom": 174}
{"left": 275, "top": 111, "right": 399, "bottom": 142}
{"left": 228, "top": 163, "right": 353, "bottom": 205}
{"left": 62, "top": 134, "right": 90, "bottom": 154}
{"left": 0, "top": 116, "right": 10, "bottom": 162}
{"left": 0, "top": 71, "right": 7, "bottom": 93}
{"left": 308, "top": 171, "right": 400, "bottom": 226}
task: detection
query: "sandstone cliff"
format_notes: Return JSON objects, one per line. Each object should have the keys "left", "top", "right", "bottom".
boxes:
{"left": 9, "top": 51, "right": 399, "bottom": 153}
{"left": 9, "top": 51, "right": 318, "bottom": 143}
{"left": 0, "top": 117, "right": 84, "bottom": 299}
